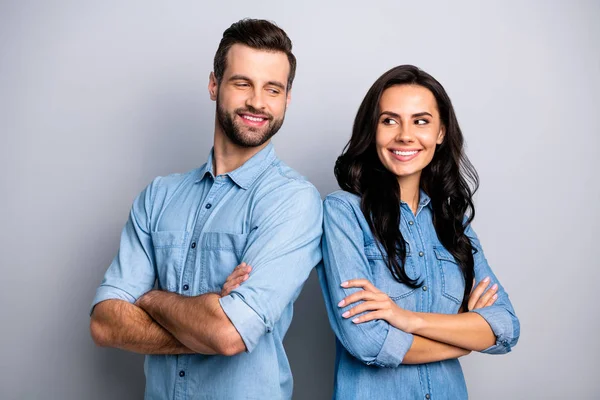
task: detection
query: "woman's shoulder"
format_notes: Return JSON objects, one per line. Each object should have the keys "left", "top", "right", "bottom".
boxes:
{"left": 324, "top": 190, "right": 361, "bottom": 210}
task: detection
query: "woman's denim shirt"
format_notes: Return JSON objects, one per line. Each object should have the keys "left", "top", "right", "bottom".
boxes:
{"left": 317, "top": 190, "right": 520, "bottom": 400}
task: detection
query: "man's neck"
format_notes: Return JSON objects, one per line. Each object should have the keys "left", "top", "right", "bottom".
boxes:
{"left": 212, "top": 126, "right": 270, "bottom": 176}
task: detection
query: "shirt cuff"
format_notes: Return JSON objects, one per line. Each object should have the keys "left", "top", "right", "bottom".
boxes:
{"left": 219, "top": 293, "right": 267, "bottom": 353}
{"left": 90, "top": 284, "right": 136, "bottom": 315}
{"left": 374, "top": 325, "right": 414, "bottom": 367}
{"left": 472, "top": 307, "right": 516, "bottom": 354}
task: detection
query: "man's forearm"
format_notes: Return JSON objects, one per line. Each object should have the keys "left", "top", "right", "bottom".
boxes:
{"left": 90, "top": 299, "right": 193, "bottom": 355}
{"left": 402, "top": 335, "right": 470, "bottom": 364}
{"left": 136, "top": 290, "right": 245, "bottom": 356}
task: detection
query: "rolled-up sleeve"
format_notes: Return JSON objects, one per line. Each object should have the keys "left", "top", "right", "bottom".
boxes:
{"left": 90, "top": 180, "right": 158, "bottom": 314}
{"left": 218, "top": 293, "right": 266, "bottom": 353}
{"left": 467, "top": 225, "right": 520, "bottom": 354}
{"left": 317, "top": 196, "right": 413, "bottom": 367}
{"left": 219, "top": 183, "right": 323, "bottom": 353}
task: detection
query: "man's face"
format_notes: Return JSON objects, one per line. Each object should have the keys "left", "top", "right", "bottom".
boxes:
{"left": 209, "top": 44, "right": 291, "bottom": 148}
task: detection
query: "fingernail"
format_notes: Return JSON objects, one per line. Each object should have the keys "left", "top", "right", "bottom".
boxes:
{"left": 483, "top": 277, "right": 490, "bottom": 283}
{"left": 491, "top": 284, "right": 498, "bottom": 290}
{"left": 337, "top": 300, "right": 345, "bottom": 307}
{"left": 341, "top": 281, "right": 348, "bottom": 287}
{"left": 342, "top": 311, "right": 350, "bottom": 318}
{"left": 492, "top": 294, "right": 498, "bottom": 299}
{"left": 243, "top": 275, "right": 249, "bottom": 281}
{"left": 352, "top": 318, "right": 359, "bottom": 323}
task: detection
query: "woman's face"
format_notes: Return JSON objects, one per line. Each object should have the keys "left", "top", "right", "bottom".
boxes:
{"left": 375, "top": 84, "right": 445, "bottom": 185}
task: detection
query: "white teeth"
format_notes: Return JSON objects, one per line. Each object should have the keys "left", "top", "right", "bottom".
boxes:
{"left": 242, "top": 115, "right": 265, "bottom": 122}
{"left": 393, "top": 150, "right": 418, "bottom": 156}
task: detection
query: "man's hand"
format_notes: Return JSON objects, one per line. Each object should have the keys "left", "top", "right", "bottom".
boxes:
{"left": 221, "top": 262, "right": 252, "bottom": 297}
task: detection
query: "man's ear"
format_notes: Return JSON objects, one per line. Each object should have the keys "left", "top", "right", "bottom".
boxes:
{"left": 208, "top": 72, "right": 218, "bottom": 101}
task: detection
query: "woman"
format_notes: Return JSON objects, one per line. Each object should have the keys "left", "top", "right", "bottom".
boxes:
{"left": 318, "top": 65, "right": 519, "bottom": 399}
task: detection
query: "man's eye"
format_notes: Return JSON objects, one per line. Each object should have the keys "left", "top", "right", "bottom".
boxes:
{"left": 267, "top": 88, "right": 280, "bottom": 95}
{"left": 235, "top": 83, "right": 249, "bottom": 87}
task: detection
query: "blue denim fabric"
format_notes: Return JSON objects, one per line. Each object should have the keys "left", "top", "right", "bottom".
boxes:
{"left": 91, "top": 143, "right": 323, "bottom": 399}
{"left": 318, "top": 190, "right": 519, "bottom": 400}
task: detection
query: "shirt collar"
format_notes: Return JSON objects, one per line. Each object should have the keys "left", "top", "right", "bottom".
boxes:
{"left": 195, "top": 142, "right": 276, "bottom": 190}
{"left": 400, "top": 189, "right": 432, "bottom": 212}
{"left": 418, "top": 190, "right": 431, "bottom": 208}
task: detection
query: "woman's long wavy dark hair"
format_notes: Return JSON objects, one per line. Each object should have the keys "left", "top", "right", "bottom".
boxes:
{"left": 335, "top": 65, "right": 479, "bottom": 311}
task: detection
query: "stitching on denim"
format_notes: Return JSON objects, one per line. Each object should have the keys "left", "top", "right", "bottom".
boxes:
{"left": 435, "top": 251, "right": 463, "bottom": 305}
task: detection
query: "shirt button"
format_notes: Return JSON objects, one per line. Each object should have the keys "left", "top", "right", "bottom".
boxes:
{"left": 183, "top": 284, "right": 189, "bottom": 291}
{"left": 425, "top": 395, "right": 431, "bottom": 399}
{"left": 191, "top": 242, "right": 196, "bottom": 249}
{"left": 419, "top": 251, "right": 424, "bottom": 257}
{"left": 205, "top": 203, "right": 212, "bottom": 209}
{"left": 408, "top": 221, "right": 414, "bottom": 225}
{"left": 422, "top": 286, "right": 428, "bottom": 291}
{"left": 179, "top": 370, "right": 185, "bottom": 377}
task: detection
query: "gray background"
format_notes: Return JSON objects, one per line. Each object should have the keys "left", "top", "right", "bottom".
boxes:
{"left": 1, "top": 0, "right": 598, "bottom": 399}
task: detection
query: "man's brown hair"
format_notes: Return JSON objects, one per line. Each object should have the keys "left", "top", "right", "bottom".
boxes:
{"left": 213, "top": 19, "right": 296, "bottom": 91}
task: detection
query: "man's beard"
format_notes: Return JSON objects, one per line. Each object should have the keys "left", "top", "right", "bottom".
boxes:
{"left": 216, "top": 98, "right": 285, "bottom": 148}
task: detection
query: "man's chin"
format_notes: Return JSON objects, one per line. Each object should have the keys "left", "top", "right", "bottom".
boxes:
{"left": 229, "top": 126, "right": 271, "bottom": 146}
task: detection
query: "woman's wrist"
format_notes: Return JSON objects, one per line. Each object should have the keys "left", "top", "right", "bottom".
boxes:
{"left": 405, "top": 311, "right": 424, "bottom": 334}
{"left": 391, "top": 307, "right": 423, "bottom": 334}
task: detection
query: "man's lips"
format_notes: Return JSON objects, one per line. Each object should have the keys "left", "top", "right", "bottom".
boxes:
{"left": 238, "top": 113, "right": 270, "bottom": 127}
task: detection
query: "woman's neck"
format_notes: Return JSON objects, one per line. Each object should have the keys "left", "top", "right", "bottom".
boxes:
{"left": 398, "top": 174, "right": 421, "bottom": 215}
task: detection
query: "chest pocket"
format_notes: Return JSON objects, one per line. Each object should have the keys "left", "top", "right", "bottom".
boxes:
{"left": 433, "top": 247, "right": 465, "bottom": 305}
{"left": 200, "top": 232, "right": 248, "bottom": 293}
{"left": 151, "top": 230, "right": 189, "bottom": 291}
{"left": 365, "top": 242, "right": 419, "bottom": 300}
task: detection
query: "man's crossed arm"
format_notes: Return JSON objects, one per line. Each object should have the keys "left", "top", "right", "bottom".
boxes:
{"left": 90, "top": 264, "right": 252, "bottom": 356}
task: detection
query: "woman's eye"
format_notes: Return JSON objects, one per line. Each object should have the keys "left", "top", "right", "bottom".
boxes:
{"left": 415, "top": 119, "right": 428, "bottom": 125}
{"left": 383, "top": 118, "right": 398, "bottom": 125}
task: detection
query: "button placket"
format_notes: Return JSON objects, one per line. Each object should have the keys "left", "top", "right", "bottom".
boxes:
{"left": 180, "top": 180, "right": 225, "bottom": 295}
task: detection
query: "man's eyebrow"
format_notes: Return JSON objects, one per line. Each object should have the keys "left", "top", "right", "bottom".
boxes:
{"left": 266, "top": 81, "right": 286, "bottom": 90}
{"left": 228, "top": 74, "right": 251, "bottom": 82}
{"left": 228, "top": 75, "right": 286, "bottom": 90}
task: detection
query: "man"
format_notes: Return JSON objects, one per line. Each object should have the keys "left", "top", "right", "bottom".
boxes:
{"left": 90, "top": 19, "right": 322, "bottom": 399}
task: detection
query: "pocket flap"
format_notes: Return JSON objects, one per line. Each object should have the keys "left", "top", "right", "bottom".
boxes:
{"left": 433, "top": 247, "right": 457, "bottom": 263}
{"left": 202, "top": 232, "right": 248, "bottom": 257}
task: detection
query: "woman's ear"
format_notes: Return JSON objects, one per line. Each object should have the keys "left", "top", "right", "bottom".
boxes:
{"left": 436, "top": 125, "right": 446, "bottom": 144}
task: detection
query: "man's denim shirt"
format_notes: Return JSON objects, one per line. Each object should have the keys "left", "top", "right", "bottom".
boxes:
{"left": 318, "top": 190, "right": 519, "bottom": 400}
{"left": 91, "top": 143, "right": 323, "bottom": 400}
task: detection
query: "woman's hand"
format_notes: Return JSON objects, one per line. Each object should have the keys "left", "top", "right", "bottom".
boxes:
{"left": 338, "top": 279, "right": 417, "bottom": 333}
{"left": 220, "top": 262, "right": 252, "bottom": 297}
{"left": 467, "top": 277, "right": 498, "bottom": 311}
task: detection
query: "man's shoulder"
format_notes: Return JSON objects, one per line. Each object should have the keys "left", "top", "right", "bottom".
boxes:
{"left": 258, "top": 159, "right": 319, "bottom": 195}
{"left": 144, "top": 166, "right": 204, "bottom": 203}
{"left": 249, "top": 160, "right": 321, "bottom": 213}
